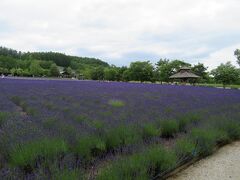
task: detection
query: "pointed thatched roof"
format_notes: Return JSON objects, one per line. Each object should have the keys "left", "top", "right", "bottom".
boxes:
{"left": 169, "top": 67, "right": 200, "bottom": 79}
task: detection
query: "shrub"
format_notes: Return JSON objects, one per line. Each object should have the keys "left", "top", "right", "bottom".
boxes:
{"left": 10, "top": 138, "right": 68, "bottom": 168}
{"left": 59, "top": 124, "right": 77, "bottom": 143}
{"left": 178, "top": 113, "right": 201, "bottom": 132}
{"left": 174, "top": 138, "right": 196, "bottom": 158}
{"left": 160, "top": 120, "right": 179, "bottom": 138}
{"left": 75, "top": 115, "right": 88, "bottom": 123}
{"left": 26, "top": 107, "right": 38, "bottom": 116}
{"left": 178, "top": 117, "right": 189, "bottom": 132}
{"left": 90, "top": 120, "right": 104, "bottom": 130}
{"left": 218, "top": 120, "right": 240, "bottom": 140}
{"left": 105, "top": 125, "right": 141, "bottom": 150}
{"left": 10, "top": 96, "right": 23, "bottom": 106}
{"left": 108, "top": 100, "right": 125, "bottom": 107}
{"left": 142, "top": 123, "right": 160, "bottom": 139}
{"left": 53, "top": 169, "right": 82, "bottom": 180}
{"left": 145, "top": 146, "right": 177, "bottom": 177}
{"left": 190, "top": 128, "right": 218, "bottom": 156}
{"left": 97, "top": 146, "right": 176, "bottom": 180}
{"left": 97, "top": 154, "right": 148, "bottom": 180}
{"left": 43, "top": 117, "right": 58, "bottom": 129}
{"left": 0, "top": 111, "right": 9, "bottom": 127}
{"left": 213, "top": 129, "right": 230, "bottom": 144}
{"left": 74, "top": 135, "right": 106, "bottom": 160}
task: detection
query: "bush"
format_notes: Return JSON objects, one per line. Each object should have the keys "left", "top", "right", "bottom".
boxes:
{"left": 0, "top": 111, "right": 9, "bottom": 127}
{"left": 75, "top": 115, "right": 88, "bottom": 123}
{"left": 90, "top": 120, "right": 104, "bottom": 130}
{"left": 108, "top": 100, "right": 125, "bottom": 107}
{"left": 144, "top": 146, "right": 177, "bottom": 177}
{"left": 218, "top": 120, "right": 240, "bottom": 140}
{"left": 174, "top": 138, "right": 196, "bottom": 158}
{"left": 97, "top": 146, "right": 176, "bottom": 180}
{"left": 10, "top": 96, "right": 23, "bottom": 106}
{"left": 97, "top": 154, "right": 148, "bottom": 180}
{"left": 10, "top": 138, "right": 68, "bottom": 168}
{"left": 160, "top": 120, "right": 179, "bottom": 138}
{"left": 53, "top": 169, "right": 82, "bottom": 180}
{"left": 43, "top": 117, "right": 58, "bottom": 129}
{"left": 213, "top": 129, "right": 230, "bottom": 144}
{"left": 190, "top": 128, "right": 218, "bottom": 156}
{"left": 142, "top": 123, "right": 160, "bottom": 139}
{"left": 25, "top": 107, "right": 38, "bottom": 116}
{"left": 74, "top": 135, "right": 106, "bottom": 160}
{"left": 178, "top": 113, "right": 201, "bottom": 132}
{"left": 105, "top": 125, "right": 141, "bottom": 150}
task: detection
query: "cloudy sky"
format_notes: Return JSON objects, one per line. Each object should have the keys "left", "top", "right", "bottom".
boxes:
{"left": 1, "top": 0, "right": 240, "bottom": 70}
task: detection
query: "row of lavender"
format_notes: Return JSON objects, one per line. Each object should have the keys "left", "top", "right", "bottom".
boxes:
{"left": 0, "top": 78, "right": 240, "bottom": 179}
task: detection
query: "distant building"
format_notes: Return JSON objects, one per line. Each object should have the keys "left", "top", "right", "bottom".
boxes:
{"left": 169, "top": 66, "right": 199, "bottom": 83}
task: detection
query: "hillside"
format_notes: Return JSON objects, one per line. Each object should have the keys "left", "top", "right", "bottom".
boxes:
{"left": 0, "top": 46, "right": 109, "bottom": 78}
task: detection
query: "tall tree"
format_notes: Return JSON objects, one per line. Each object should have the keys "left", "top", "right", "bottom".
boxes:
{"left": 104, "top": 67, "right": 117, "bottom": 81}
{"left": 192, "top": 63, "right": 209, "bottom": 82}
{"left": 234, "top": 49, "right": 240, "bottom": 66}
{"left": 128, "top": 61, "right": 154, "bottom": 82}
{"left": 90, "top": 67, "right": 105, "bottom": 80}
{"left": 156, "top": 59, "right": 191, "bottom": 83}
{"left": 211, "top": 62, "right": 239, "bottom": 87}
{"left": 29, "top": 61, "right": 43, "bottom": 76}
{"left": 50, "top": 64, "right": 60, "bottom": 77}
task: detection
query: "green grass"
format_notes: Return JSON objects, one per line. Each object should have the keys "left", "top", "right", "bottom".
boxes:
{"left": 10, "top": 96, "right": 23, "bottom": 106}
{"left": 97, "top": 146, "right": 177, "bottom": 180}
{"left": 178, "top": 113, "right": 201, "bottom": 132}
{"left": 75, "top": 115, "right": 88, "bottom": 123}
{"left": 174, "top": 138, "right": 196, "bottom": 158}
{"left": 10, "top": 138, "right": 68, "bottom": 168}
{"left": 73, "top": 135, "right": 106, "bottom": 160}
{"left": 108, "top": 99, "right": 125, "bottom": 107}
{"left": 53, "top": 169, "right": 82, "bottom": 180}
{"left": 142, "top": 123, "right": 160, "bottom": 139}
{"left": 42, "top": 117, "right": 58, "bottom": 129}
{"left": 0, "top": 111, "right": 9, "bottom": 127}
{"left": 190, "top": 128, "right": 218, "bottom": 156}
{"left": 160, "top": 120, "right": 179, "bottom": 138}
{"left": 198, "top": 83, "right": 240, "bottom": 89}
{"left": 105, "top": 125, "right": 141, "bottom": 149}
{"left": 218, "top": 120, "right": 240, "bottom": 140}
{"left": 97, "top": 154, "right": 148, "bottom": 180}
{"left": 90, "top": 120, "right": 104, "bottom": 130}
{"left": 145, "top": 146, "right": 177, "bottom": 177}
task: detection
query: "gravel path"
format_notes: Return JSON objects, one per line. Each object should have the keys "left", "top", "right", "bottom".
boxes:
{"left": 168, "top": 141, "right": 240, "bottom": 180}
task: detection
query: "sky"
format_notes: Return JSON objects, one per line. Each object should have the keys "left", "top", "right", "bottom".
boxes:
{"left": 0, "top": 0, "right": 240, "bottom": 70}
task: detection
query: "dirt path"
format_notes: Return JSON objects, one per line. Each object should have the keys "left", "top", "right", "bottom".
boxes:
{"left": 168, "top": 141, "right": 240, "bottom": 180}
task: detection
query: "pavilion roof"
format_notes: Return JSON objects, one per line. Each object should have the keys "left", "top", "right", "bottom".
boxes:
{"left": 169, "top": 71, "right": 200, "bottom": 79}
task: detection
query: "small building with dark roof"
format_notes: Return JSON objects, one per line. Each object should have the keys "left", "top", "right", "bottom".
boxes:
{"left": 169, "top": 66, "right": 199, "bottom": 83}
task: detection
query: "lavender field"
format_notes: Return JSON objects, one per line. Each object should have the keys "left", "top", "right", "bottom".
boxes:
{"left": 0, "top": 78, "right": 240, "bottom": 179}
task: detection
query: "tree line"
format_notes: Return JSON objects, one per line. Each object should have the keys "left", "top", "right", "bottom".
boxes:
{"left": 0, "top": 46, "right": 240, "bottom": 86}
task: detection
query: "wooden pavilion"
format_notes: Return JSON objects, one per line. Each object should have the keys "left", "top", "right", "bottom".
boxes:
{"left": 169, "top": 66, "right": 199, "bottom": 84}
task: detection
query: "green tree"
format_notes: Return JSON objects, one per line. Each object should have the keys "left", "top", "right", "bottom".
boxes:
{"left": 104, "top": 67, "right": 117, "bottom": 81}
{"left": 90, "top": 67, "right": 104, "bottom": 80}
{"left": 122, "top": 69, "right": 131, "bottom": 82}
{"left": 128, "top": 61, "right": 154, "bottom": 82}
{"left": 156, "top": 59, "right": 191, "bottom": 83}
{"left": 156, "top": 59, "right": 171, "bottom": 83}
{"left": 192, "top": 63, "right": 209, "bottom": 83}
{"left": 211, "top": 62, "right": 239, "bottom": 87}
{"left": 49, "top": 64, "right": 60, "bottom": 77}
{"left": 234, "top": 49, "right": 240, "bottom": 66}
{"left": 29, "top": 61, "right": 43, "bottom": 76}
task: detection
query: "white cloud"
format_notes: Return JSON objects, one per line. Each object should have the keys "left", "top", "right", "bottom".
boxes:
{"left": 0, "top": 0, "right": 240, "bottom": 68}
{"left": 199, "top": 44, "right": 240, "bottom": 70}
